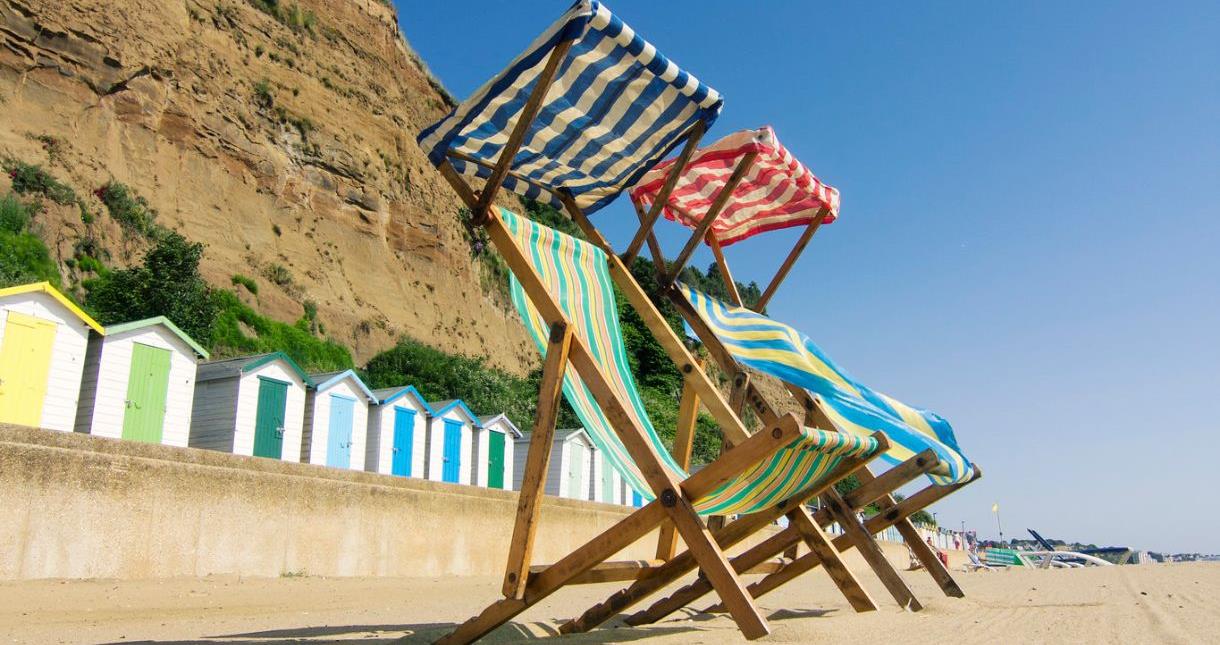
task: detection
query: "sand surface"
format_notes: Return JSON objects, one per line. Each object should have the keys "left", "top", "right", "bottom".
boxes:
{"left": 1, "top": 562, "right": 1216, "bottom": 644}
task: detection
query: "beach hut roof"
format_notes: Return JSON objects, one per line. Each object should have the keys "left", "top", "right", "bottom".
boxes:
{"left": 196, "top": 351, "right": 313, "bottom": 385}
{"left": 0, "top": 281, "right": 103, "bottom": 334}
{"left": 310, "top": 369, "right": 377, "bottom": 401}
{"left": 430, "top": 399, "right": 480, "bottom": 426}
{"left": 478, "top": 413, "right": 523, "bottom": 438}
{"left": 104, "top": 316, "right": 210, "bottom": 359}
{"left": 519, "top": 428, "right": 591, "bottom": 445}
{"left": 372, "top": 385, "right": 434, "bottom": 412}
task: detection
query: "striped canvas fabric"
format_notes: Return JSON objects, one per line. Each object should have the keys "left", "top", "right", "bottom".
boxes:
{"left": 679, "top": 283, "right": 973, "bottom": 486}
{"left": 500, "top": 207, "right": 879, "bottom": 515}
{"left": 629, "top": 127, "right": 840, "bottom": 247}
{"left": 417, "top": 1, "right": 722, "bottom": 215}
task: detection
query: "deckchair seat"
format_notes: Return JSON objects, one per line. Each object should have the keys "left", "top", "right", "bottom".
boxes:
{"left": 501, "top": 207, "right": 880, "bottom": 515}
{"left": 630, "top": 126, "right": 839, "bottom": 247}
{"left": 417, "top": 0, "right": 723, "bottom": 214}
{"left": 677, "top": 282, "right": 974, "bottom": 486}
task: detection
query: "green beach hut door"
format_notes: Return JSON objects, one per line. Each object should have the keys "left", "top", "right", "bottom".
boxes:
{"left": 120, "top": 343, "right": 172, "bottom": 443}
{"left": 326, "top": 394, "right": 355, "bottom": 468}
{"left": 487, "top": 430, "right": 505, "bottom": 489}
{"left": 252, "top": 377, "right": 289, "bottom": 459}
{"left": 391, "top": 407, "right": 415, "bottom": 476}
{"left": 441, "top": 419, "right": 462, "bottom": 483}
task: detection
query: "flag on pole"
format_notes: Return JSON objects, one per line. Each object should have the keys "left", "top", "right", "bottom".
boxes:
{"left": 992, "top": 503, "right": 999, "bottom": 513}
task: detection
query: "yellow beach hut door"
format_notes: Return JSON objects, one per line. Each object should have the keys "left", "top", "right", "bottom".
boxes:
{"left": 0, "top": 311, "right": 57, "bottom": 427}
{"left": 121, "top": 343, "right": 172, "bottom": 443}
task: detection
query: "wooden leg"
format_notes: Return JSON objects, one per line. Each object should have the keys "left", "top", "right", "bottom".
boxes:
{"left": 707, "top": 234, "right": 742, "bottom": 306}
{"left": 437, "top": 503, "right": 667, "bottom": 645}
{"left": 657, "top": 380, "right": 701, "bottom": 560}
{"left": 856, "top": 467, "right": 966, "bottom": 598}
{"left": 662, "top": 152, "right": 757, "bottom": 285}
{"left": 820, "top": 488, "right": 923, "bottom": 611}
{"left": 753, "top": 214, "right": 825, "bottom": 313}
{"left": 502, "top": 322, "right": 572, "bottom": 598}
{"left": 788, "top": 508, "right": 878, "bottom": 613}
{"left": 624, "top": 121, "right": 707, "bottom": 264}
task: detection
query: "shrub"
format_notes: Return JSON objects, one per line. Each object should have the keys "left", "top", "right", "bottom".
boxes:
{"left": 85, "top": 231, "right": 217, "bottom": 342}
{"left": 231, "top": 273, "right": 259, "bottom": 295}
{"left": 4, "top": 161, "right": 76, "bottom": 205}
{"left": 95, "top": 181, "right": 160, "bottom": 238}
{"left": 0, "top": 230, "right": 61, "bottom": 289}
{"left": 262, "top": 262, "right": 293, "bottom": 287}
{"left": 0, "top": 193, "right": 31, "bottom": 234}
{"left": 253, "top": 78, "right": 274, "bottom": 108}
{"left": 211, "top": 289, "right": 353, "bottom": 371}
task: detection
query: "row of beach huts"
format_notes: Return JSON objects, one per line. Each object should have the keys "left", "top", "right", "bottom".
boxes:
{"left": 0, "top": 282, "right": 643, "bottom": 505}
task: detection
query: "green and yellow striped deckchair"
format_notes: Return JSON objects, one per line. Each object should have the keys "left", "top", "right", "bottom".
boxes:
{"left": 678, "top": 283, "right": 974, "bottom": 486}
{"left": 504, "top": 207, "right": 880, "bottom": 515}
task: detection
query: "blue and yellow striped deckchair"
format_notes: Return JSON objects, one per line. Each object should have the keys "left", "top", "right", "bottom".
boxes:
{"left": 417, "top": 0, "right": 722, "bottom": 215}
{"left": 503, "top": 208, "right": 880, "bottom": 516}
{"left": 679, "top": 282, "right": 974, "bottom": 486}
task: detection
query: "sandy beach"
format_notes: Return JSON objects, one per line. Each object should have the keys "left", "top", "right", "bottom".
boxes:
{"left": 1, "top": 562, "right": 1215, "bottom": 644}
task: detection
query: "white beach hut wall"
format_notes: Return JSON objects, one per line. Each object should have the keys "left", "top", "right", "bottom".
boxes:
{"left": 424, "top": 399, "right": 479, "bottom": 485}
{"left": 0, "top": 282, "right": 103, "bottom": 432}
{"left": 593, "top": 448, "right": 622, "bottom": 505}
{"left": 301, "top": 370, "right": 376, "bottom": 471}
{"left": 512, "top": 428, "right": 597, "bottom": 500}
{"left": 75, "top": 316, "right": 209, "bottom": 446}
{"left": 188, "top": 352, "right": 312, "bottom": 461}
{"left": 366, "top": 385, "right": 432, "bottom": 478}
{"left": 475, "top": 413, "right": 522, "bottom": 490}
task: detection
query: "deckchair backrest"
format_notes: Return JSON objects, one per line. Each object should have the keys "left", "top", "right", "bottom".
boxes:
{"left": 679, "top": 283, "right": 973, "bottom": 485}
{"left": 418, "top": 1, "right": 722, "bottom": 214}
{"left": 502, "top": 208, "right": 686, "bottom": 499}
{"left": 630, "top": 126, "right": 839, "bottom": 246}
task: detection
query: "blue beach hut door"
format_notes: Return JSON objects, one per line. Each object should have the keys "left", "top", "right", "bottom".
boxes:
{"left": 326, "top": 394, "right": 355, "bottom": 468}
{"left": 441, "top": 418, "right": 462, "bottom": 483}
{"left": 391, "top": 407, "right": 415, "bottom": 476}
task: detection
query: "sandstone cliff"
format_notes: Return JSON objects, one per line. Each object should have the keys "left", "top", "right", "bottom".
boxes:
{"left": 0, "top": 0, "right": 537, "bottom": 373}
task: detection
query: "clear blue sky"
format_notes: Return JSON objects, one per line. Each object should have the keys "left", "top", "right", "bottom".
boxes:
{"left": 395, "top": 1, "right": 1220, "bottom": 554}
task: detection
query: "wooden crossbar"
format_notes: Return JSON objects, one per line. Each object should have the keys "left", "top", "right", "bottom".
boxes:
{"left": 624, "top": 121, "right": 707, "bottom": 264}
{"left": 753, "top": 213, "right": 826, "bottom": 312}
{"left": 662, "top": 151, "right": 758, "bottom": 286}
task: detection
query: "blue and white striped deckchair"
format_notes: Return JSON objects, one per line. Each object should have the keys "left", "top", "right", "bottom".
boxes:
{"left": 417, "top": 0, "right": 721, "bottom": 214}
{"left": 678, "top": 282, "right": 975, "bottom": 486}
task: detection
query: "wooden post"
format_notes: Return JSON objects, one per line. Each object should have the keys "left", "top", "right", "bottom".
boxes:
{"left": 473, "top": 38, "right": 574, "bottom": 221}
{"left": 787, "top": 508, "right": 878, "bottom": 612}
{"left": 656, "top": 378, "right": 701, "bottom": 560}
{"left": 753, "top": 213, "right": 825, "bottom": 312}
{"left": 502, "top": 322, "right": 572, "bottom": 598}
{"left": 820, "top": 488, "right": 923, "bottom": 611}
{"left": 623, "top": 121, "right": 707, "bottom": 264}
{"left": 631, "top": 199, "right": 670, "bottom": 277}
{"left": 663, "top": 152, "right": 758, "bottom": 286}
{"left": 707, "top": 233, "right": 742, "bottom": 306}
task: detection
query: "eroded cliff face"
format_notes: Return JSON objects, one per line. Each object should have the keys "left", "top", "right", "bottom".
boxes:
{"left": 0, "top": 0, "right": 537, "bottom": 373}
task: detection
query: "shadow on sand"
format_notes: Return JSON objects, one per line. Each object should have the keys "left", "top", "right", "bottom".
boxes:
{"left": 107, "top": 619, "right": 700, "bottom": 644}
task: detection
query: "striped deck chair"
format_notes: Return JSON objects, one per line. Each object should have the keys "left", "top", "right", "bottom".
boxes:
{"left": 433, "top": 208, "right": 887, "bottom": 644}
{"left": 652, "top": 283, "right": 983, "bottom": 615}
{"left": 626, "top": 126, "right": 840, "bottom": 310}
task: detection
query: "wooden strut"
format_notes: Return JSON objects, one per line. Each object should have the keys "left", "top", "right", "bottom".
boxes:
{"left": 707, "top": 233, "right": 742, "bottom": 306}
{"left": 623, "top": 120, "right": 707, "bottom": 265}
{"left": 501, "top": 322, "right": 572, "bottom": 599}
{"left": 656, "top": 374, "right": 701, "bottom": 561}
{"left": 662, "top": 151, "right": 759, "bottom": 286}
{"left": 753, "top": 212, "right": 826, "bottom": 312}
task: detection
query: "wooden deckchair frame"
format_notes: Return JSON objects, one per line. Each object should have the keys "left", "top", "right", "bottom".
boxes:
{"left": 427, "top": 38, "right": 895, "bottom": 643}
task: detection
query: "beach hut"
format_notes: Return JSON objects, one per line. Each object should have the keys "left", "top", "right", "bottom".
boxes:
{"left": 593, "top": 449, "right": 622, "bottom": 505}
{"left": 0, "top": 282, "right": 103, "bottom": 432}
{"left": 74, "top": 317, "right": 209, "bottom": 446}
{"left": 365, "top": 385, "right": 432, "bottom": 478}
{"left": 424, "top": 399, "right": 479, "bottom": 485}
{"left": 301, "top": 370, "right": 376, "bottom": 471}
{"left": 475, "top": 413, "right": 522, "bottom": 490}
{"left": 512, "top": 428, "right": 597, "bottom": 500}
{"left": 188, "top": 352, "right": 312, "bottom": 461}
